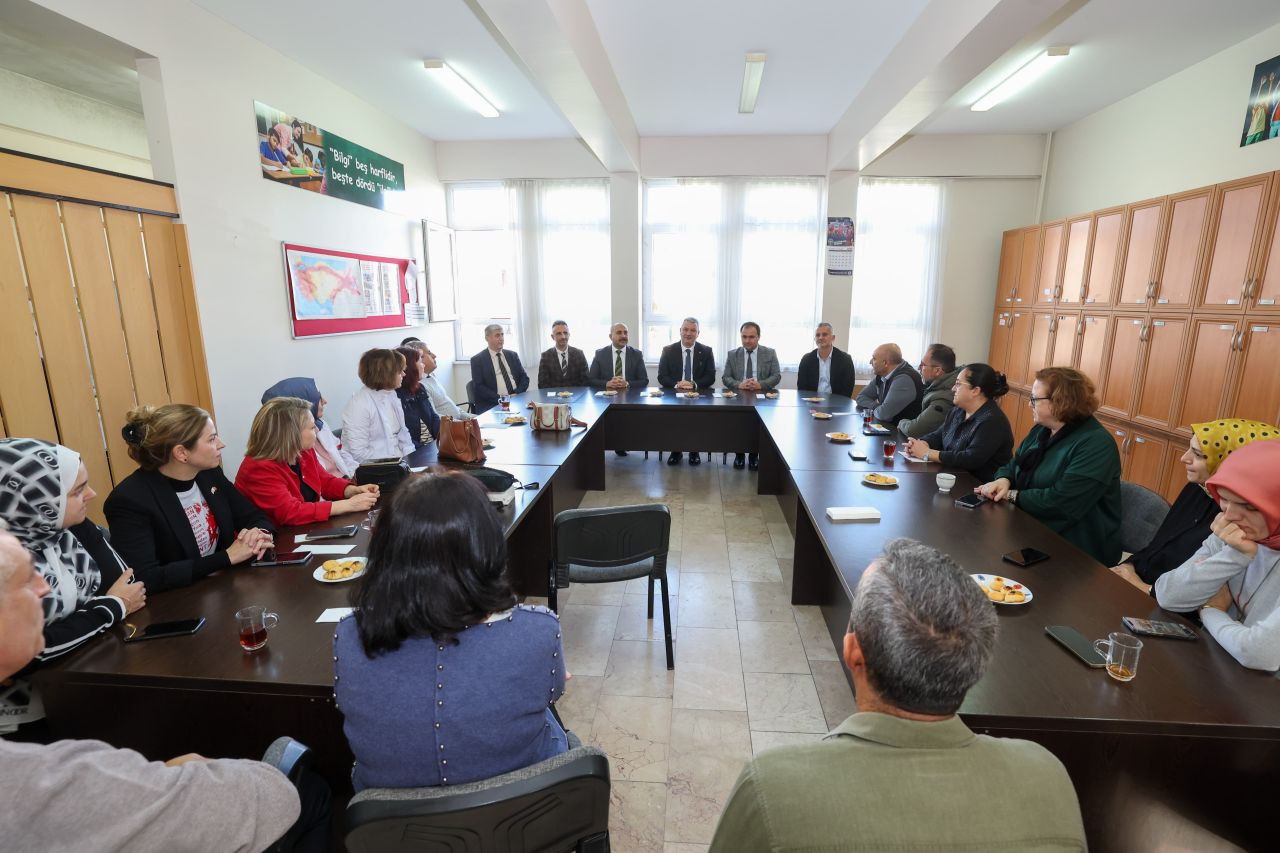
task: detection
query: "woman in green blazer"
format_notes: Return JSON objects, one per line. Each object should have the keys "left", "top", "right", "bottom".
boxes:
{"left": 976, "top": 367, "right": 1122, "bottom": 565}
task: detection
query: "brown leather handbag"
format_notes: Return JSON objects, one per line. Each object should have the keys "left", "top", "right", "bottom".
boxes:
{"left": 437, "top": 416, "right": 486, "bottom": 463}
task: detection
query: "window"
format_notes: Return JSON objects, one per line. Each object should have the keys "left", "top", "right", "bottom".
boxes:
{"left": 642, "top": 177, "right": 823, "bottom": 366}
{"left": 446, "top": 180, "right": 610, "bottom": 363}
{"left": 847, "top": 177, "right": 945, "bottom": 374}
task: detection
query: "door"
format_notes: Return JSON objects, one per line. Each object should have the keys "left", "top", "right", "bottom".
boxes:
{"left": 1250, "top": 171, "right": 1280, "bottom": 312}
{"left": 1151, "top": 187, "right": 1211, "bottom": 308}
{"left": 1005, "top": 311, "right": 1034, "bottom": 388}
{"left": 1198, "top": 174, "right": 1270, "bottom": 311}
{"left": 1050, "top": 311, "right": 1079, "bottom": 368}
{"left": 1084, "top": 208, "right": 1124, "bottom": 306}
{"left": 988, "top": 309, "right": 1012, "bottom": 374}
{"left": 1025, "top": 311, "right": 1055, "bottom": 380}
{"left": 1100, "top": 316, "right": 1146, "bottom": 419}
{"left": 1172, "top": 318, "right": 1239, "bottom": 429}
{"left": 1126, "top": 430, "right": 1169, "bottom": 494}
{"left": 1035, "top": 222, "right": 1064, "bottom": 305}
{"left": 1059, "top": 217, "right": 1091, "bottom": 304}
{"left": 1159, "top": 439, "right": 1191, "bottom": 505}
{"left": 997, "top": 230, "right": 1022, "bottom": 305}
{"left": 1118, "top": 199, "right": 1164, "bottom": 306}
{"left": 1016, "top": 227, "right": 1041, "bottom": 306}
{"left": 1229, "top": 322, "right": 1280, "bottom": 424}
{"left": 1077, "top": 314, "right": 1112, "bottom": 392}
{"left": 1134, "top": 316, "right": 1189, "bottom": 430}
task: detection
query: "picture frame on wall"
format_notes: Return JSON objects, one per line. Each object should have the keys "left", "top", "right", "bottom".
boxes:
{"left": 423, "top": 220, "right": 458, "bottom": 322}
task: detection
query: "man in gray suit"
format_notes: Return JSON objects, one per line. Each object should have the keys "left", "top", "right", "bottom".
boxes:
{"left": 722, "top": 321, "right": 781, "bottom": 470}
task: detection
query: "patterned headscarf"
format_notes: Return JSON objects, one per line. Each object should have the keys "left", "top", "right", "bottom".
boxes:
{"left": 263, "top": 377, "right": 326, "bottom": 429}
{"left": 1205, "top": 439, "right": 1280, "bottom": 550}
{"left": 1190, "top": 419, "right": 1279, "bottom": 475}
{"left": 0, "top": 438, "right": 100, "bottom": 621}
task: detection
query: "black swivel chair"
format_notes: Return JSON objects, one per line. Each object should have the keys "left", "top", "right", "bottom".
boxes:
{"left": 344, "top": 733, "right": 611, "bottom": 853}
{"left": 549, "top": 504, "right": 674, "bottom": 670}
{"left": 465, "top": 380, "right": 477, "bottom": 414}
{"left": 262, "top": 737, "right": 326, "bottom": 853}
{"left": 1119, "top": 481, "right": 1171, "bottom": 556}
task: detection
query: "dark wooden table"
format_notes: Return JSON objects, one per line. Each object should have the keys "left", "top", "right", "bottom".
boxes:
{"left": 36, "top": 389, "right": 1279, "bottom": 850}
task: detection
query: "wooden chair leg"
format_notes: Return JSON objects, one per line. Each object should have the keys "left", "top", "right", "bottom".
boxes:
{"left": 659, "top": 572, "right": 674, "bottom": 670}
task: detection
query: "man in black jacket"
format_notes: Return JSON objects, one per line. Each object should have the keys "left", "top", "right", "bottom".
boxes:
{"left": 536, "top": 320, "right": 590, "bottom": 389}
{"left": 797, "top": 322, "right": 855, "bottom": 397}
{"left": 658, "top": 317, "right": 716, "bottom": 465}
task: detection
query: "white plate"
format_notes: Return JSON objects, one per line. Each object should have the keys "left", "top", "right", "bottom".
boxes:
{"left": 720, "top": 391, "right": 737, "bottom": 398}
{"left": 314, "top": 558, "right": 366, "bottom": 584}
{"left": 683, "top": 391, "right": 700, "bottom": 398}
{"left": 861, "top": 473, "right": 898, "bottom": 487}
{"left": 764, "top": 392, "right": 780, "bottom": 398}
{"left": 596, "top": 390, "right": 618, "bottom": 397}
{"left": 801, "top": 396, "right": 825, "bottom": 403}
{"left": 972, "top": 573, "right": 1034, "bottom": 605}
{"left": 825, "top": 432, "right": 853, "bottom": 443}
{"left": 811, "top": 411, "right": 833, "bottom": 420}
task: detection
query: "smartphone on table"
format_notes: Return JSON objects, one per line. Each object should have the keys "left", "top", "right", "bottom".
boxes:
{"left": 954, "top": 493, "right": 986, "bottom": 509}
{"left": 1045, "top": 625, "right": 1106, "bottom": 667}
{"left": 1003, "top": 548, "right": 1050, "bottom": 567}
{"left": 302, "top": 524, "right": 357, "bottom": 540}
{"left": 251, "top": 550, "right": 311, "bottom": 567}
{"left": 123, "top": 618, "right": 206, "bottom": 642}
{"left": 1122, "top": 617, "right": 1197, "bottom": 640}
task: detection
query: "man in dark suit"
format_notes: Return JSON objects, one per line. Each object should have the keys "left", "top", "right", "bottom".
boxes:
{"left": 797, "top": 322, "right": 855, "bottom": 398}
{"left": 589, "top": 322, "right": 649, "bottom": 457}
{"left": 536, "top": 320, "right": 590, "bottom": 389}
{"left": 658, "top": 317, "right": 716, "bottom": 465}
{"left": 469, "top": 324, "right": 529, "bottom": 413}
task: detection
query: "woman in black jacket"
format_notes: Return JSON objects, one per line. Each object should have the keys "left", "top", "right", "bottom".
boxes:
{"left": 905, "top": 363, "right": 1014, "bottom": 484}
{"left": 104, "top": 404, "right": 274, "bottom": 592}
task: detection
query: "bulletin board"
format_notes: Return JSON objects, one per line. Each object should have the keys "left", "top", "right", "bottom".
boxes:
{"left": 281, "top": 242, "right": 412, "bottom": 338}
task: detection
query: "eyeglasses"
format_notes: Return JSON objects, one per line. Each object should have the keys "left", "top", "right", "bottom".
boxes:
{"left": 954, "top": 381, "right": 972, "bottom": 389}
{"left": 1029, "top": 396, "right": 1050, "bottom": 406}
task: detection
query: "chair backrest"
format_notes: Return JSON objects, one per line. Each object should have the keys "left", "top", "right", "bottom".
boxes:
{"left": 345, "top": 747, "right": 611, "bottom": 853}
{"left": 1120, "top": 480, "right": 1170, "bottom": 555}
{"left": 553, "top": 504, "right": 671, "bottom": 570}
{"left": 465, "top": 380, "right": 477, "bottom": 412}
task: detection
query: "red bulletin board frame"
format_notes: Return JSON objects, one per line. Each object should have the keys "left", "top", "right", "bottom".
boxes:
{"left": 283, "top": 243, "right": 412, "bottom": 338}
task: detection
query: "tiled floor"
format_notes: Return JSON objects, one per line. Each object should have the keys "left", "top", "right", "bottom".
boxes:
{"left": 527, "top": 455, "right": 857, "bottom": 853}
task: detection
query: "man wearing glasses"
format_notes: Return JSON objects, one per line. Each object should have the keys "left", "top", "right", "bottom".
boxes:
{"left": 899, "top": 343, "right": 960, "bottom": 439}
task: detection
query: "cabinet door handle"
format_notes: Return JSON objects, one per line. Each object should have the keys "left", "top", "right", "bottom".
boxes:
{"left": 1133, "top": 436, "right": 1147, "bottom": 445}
{"left": 1139, "top": 323, "right": 1149, "bottom": 342}
{"left": 1247, "top": 278, "right": 1258, "bottom": 301}
{"left": 1121, "top": 437, "right": 1132, "bottom": 455}
{"left": 1146, "top": 281, "right": 1156, "bottom": 303}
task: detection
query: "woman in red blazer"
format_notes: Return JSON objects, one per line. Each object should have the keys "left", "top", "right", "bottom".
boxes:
{"left": 236, "top": 397, "right": 380, "bottom": 527}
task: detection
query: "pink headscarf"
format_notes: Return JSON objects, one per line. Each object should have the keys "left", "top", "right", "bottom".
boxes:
{"left": 273, "top": 122, "right": 293, "bottom": 150}
{"left": 1206, "top": 439, "right": 1280, "bottom": 550}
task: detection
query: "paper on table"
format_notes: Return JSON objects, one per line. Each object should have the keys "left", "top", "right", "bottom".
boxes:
{"left": 899, "top": 451, "right": 928, "bottom": 463}
{"left": 299, "top": 544, "right": 355, "bottom": 555}
{"left": 826, "top": 506, "right": 881, "bottom": 522}
{"left": 316, "top": 607, "right": 354, "bottom": 623}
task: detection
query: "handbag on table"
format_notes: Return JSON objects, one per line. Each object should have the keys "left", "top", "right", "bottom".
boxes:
{"left": 438, "top": 416, "right": 486, "bottom": 463}
{"left": 530, "top": 402, "right": 587, "bottom": 432}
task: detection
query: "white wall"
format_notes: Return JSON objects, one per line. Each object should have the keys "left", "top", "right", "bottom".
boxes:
{"left": 862, "top": 133, "right": 1045, "bottom": 178}
{"left": 1042, "top": 20, "right": 1280, "bottom": 222}
{"left": 436, "top": 138, "right": 607, "bottom": 181}
{"left": 33, "top": 0, "right": 447, "bottom": 474}
{"left": 641, "top": 135, "right": 828, "bottom": 177}
{"left": 0, "top": 66, "right": 152, "bottom": 177}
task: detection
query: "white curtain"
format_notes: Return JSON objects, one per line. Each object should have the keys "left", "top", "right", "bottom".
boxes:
{"left": 847, "top": 177, "right": 946, "bottom": 375}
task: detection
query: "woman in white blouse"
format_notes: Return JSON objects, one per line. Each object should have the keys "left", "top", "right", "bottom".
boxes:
{"left": 341, "top": 348, "right": 415, "bottom": 462}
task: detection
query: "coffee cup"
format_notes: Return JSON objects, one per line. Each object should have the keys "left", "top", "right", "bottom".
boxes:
{"left": 936, "top": 473, "right": 956, "bottom": 492}
{"left": 1094, "top": 632, "right": 1141, "bottom": 681}
{"left": 236, "top": 605, "right": 279, "bottom": 652}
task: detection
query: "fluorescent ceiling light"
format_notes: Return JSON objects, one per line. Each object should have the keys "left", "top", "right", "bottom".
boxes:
{"left": 971, "top": 46, "right": 1070, "bottom": 112}
{"left": 739, "top": 52, "right": 767, "bottom": 114}
{"left": 423, "top": 59, "right": 499, "bottom": 118}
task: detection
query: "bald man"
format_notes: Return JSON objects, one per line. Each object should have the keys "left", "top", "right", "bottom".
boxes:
{"left": 855, "top": 343, "right": 924, "bottom": 424}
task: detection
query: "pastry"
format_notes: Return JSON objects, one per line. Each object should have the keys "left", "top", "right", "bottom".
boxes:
{"left": 1003, "top": 589, "right": 1026, "bottom": 603}
{"left": 989, "top": 576, "right": 1006, "bottom": 592}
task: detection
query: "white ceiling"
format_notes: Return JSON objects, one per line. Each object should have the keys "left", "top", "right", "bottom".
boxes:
{"left": 583, "top": 0, "right": 930, "bottom": 136}
{"left": 918, "top": 0, "right": 1280, "bottom": 134}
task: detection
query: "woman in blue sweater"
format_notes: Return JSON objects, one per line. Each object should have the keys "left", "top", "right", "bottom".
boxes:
{"left": 334, "top": 470, "right": 567, "bottom": 790}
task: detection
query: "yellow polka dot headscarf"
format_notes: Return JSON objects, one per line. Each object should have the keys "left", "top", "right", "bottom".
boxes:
{"left": 1191, "top": 419, "right": 1279, "bottom": 474}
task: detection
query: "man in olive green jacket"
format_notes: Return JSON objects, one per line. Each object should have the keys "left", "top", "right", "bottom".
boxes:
{"left": 709, "top": 539, "right": 1086, "bottom": 853}
{"left": 898, "top": 343, "right": 960, "bottom": 439}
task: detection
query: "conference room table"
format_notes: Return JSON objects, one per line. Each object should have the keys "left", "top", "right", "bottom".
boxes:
{"left": 36, "top": 387, "right": 1278, "bottom": 851}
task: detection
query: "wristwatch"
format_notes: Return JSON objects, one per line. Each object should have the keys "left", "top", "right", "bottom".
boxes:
{"left": 1008, "top": 489, "right": 1019, "bottom": 504}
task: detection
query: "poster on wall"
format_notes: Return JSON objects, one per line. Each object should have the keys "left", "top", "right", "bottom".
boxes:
{"left": 826, "top": 216, "right": 854, "bottom": 276}
{"left": 283, "top": 243, "right": 411, "bottom": 338}
{"left": 1240, "top": 53, "right": 1280, "bottom": 147}
{"left": 255, "top": 101, "right": 406, "bottom": 209}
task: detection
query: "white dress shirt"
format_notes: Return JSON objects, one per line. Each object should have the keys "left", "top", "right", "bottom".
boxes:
{"left": 422, "top": 374, "right": 475, "bottom": 420}
{"left": 491, "top": 349, "right": 514, "bottom": 396}
{"left": 817, "top": 351, "right": 833, "bottom": 394}
{"left": 340, "top": 386, "right": 415, "bottom": 462}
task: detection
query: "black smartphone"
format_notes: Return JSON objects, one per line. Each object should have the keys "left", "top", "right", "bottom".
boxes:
{"left": 303, "top": 525, "right": 357, "bottom": 540}
{"left": 1122, "top": 616, "right": 1197, "bottom": 640}
{"left": 522, "top": 482, "right": 541, "bottom": 491}
{"left": 954, "top": 493, "right": 987, "bottom": 509}
{"left": 123, "top": 618, "right": 206, "bottom": 642}
{"left": 251, "top": 550, "right": 311, "bottom": 567}
{"left": 1003, "top": 548, "right": 1050, "bottom": 567}
{"left": 1045, "top": 625, "right": 1106, "bottom": 668}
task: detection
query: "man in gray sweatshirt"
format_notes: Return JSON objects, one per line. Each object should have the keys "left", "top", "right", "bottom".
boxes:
{"left": 0, "top": 529, "right": 323, "bottom": 852}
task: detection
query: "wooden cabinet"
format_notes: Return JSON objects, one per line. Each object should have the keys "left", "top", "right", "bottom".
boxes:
{"left": 1084, "top": 208, "right": 1124, "bottom": 306}
{"left": 1159, "top": 440, "right": 1191, "bottom": 505}
{"left": 1035, "top": 222, "right": 1065, "bottom": 305}
{"left": 1025, "top": 311, "right": 1055, "bottom": 379}
{"left": 988, "top": 308, "right": 1012, "bottom": 373}
{"left": 1134, "top": 316, "right": 1189, "bottom": 430}
{"left": 1229, "top": 321, "right": 1280, "bottom": 424}
{"left": 1059, "top": 217, "right": 1091, "bottom": 304}
{"left": 1172, "top": 318, "right": 1239, "bottom": 429}
{"left": 997, "top": 230, "right": 1022, "bottom": 305}
{"left": 1126, "top": 430, "right": 1169, "bottom": 494}
{"left": 1250, "top": 172, "right": 1280, "bottom": 312}
{"left": 1118, "top": 200, "right": 1163, "bottom": 306}
{"left": 1077, "top": 314, "right": 1112, "bottom": 392}
{"left": 1013, "top": 392, "right": 1036, "bottom": 446}
{"left": 1198, "top": 174, "right": 1271, "bottom": 311}
{"left": 1099, "top": 315, "right": 1146, "bottom": 418}
{"left": 998, "top": 388, "right": 1022, "bottom": 435}
{"left": 1050, "top": 311, "right": 1079, "bottom": 368}
{"left": 1151, "top": 187, "right": 1211, "bottom": 308}
{"left": 1016, "top": 227, "right": 1041, "bottom": 306}
{"left": 1005, "top": 310, "right": 1034, "bottom": 387}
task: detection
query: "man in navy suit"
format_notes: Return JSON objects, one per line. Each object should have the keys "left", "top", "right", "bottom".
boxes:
{"left": 589, "top": 322, "right": 650, "bottom": 457}
{"left": 469, "top": 324, "right": 529, "bottom": 413}
{"left": 657, "top": 317, "right": 716, "bottom": 465}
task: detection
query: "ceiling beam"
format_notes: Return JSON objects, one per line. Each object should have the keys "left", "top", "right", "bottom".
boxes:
{"left": 465, "top": 0, "right": 639, "bottom": 172}
{"left": 828, "top": 0, "right": 1085, "bottom": 172}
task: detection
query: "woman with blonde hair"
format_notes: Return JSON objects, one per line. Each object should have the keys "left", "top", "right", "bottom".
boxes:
{"left": 341, "top": 348, "right": 415, "bottom": 463}
{"left": 105, "top": 404, "right": 274, "bottom": 592}
{"left": 262, "top": 377, "right": 356, "bottom": 478}
{"left": 977, "top": 367, "right": 1122, "bottom": 564}
{"left": 236, "top": 397, "right": 379, "bottom": 527}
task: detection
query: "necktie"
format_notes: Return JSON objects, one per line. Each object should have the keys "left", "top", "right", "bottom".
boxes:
{"left": 683, "top": 348, "right": 692, "bottom": 382}
{"left": 746, "top": 350, "right": 754, "bottom": 380}
{"left": 495, "top": 351, "right": 514, "bottom": 395}
{"left": 560, "top": 351, "right": 567, "bottom": 372}
{"left": 614, "top": 349, "right": 623, "bottom": 377}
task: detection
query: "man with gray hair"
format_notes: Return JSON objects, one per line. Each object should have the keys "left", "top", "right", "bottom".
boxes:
{"left": 709, "top": 538, "right": 1085, "bottom": 852}
{"left": 657, "top": 317, "right": 716, "bottom": 465}
{"left": 856, "top": 341, "right": 924, "bottom": 424}
{"left": 469, "top": 323, "right": 529, "bottom": 413}
{"left": 797, "top": 322, "right": 855, "bottom": 397}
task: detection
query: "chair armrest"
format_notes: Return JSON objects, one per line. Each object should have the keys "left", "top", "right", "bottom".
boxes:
{"left": 262, "top": 736, "right": 313, "bottom": 785}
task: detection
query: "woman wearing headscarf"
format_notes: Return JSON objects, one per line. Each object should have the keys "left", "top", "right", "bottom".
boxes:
{"left": 395, "top": 346, "right": 440, "bottom": 450}
{"left": 0, "top": 438, "right": 146, "bottom": 662}
{"left": 1155, "top": 440, "right": 1280, "bottom": 673}
{"left": 1112, "top": 420, "right": 1279, "bottom": 594}
{"left": 262, "top": 377, "right": 356, "bottom": 478}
